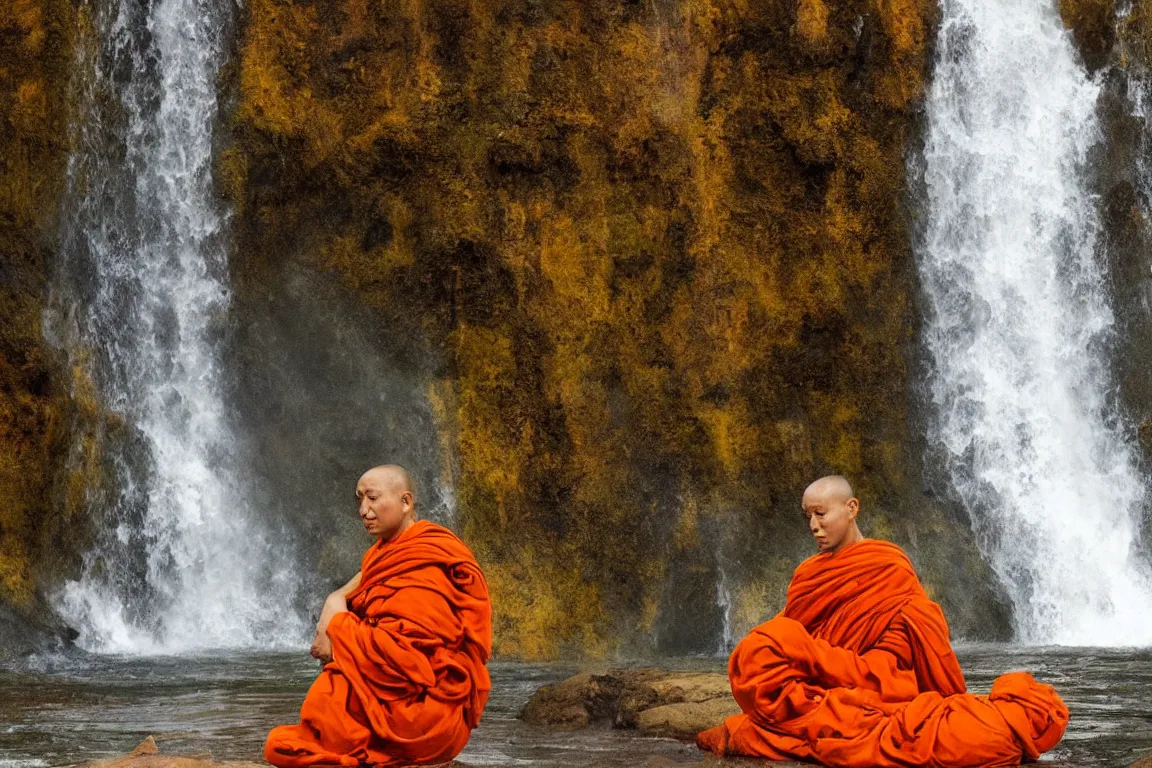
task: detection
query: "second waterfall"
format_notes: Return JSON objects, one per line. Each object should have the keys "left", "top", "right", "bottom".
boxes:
{"left": 918, "top": 0, "right": 1152, "bottom": 644}
{"left": 49, "top": 0, "right": 307, "bottom": 652}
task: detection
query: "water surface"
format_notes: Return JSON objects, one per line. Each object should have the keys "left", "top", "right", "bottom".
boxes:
{"left": 0, "top": 646, "right": 1147, "bottom": 767}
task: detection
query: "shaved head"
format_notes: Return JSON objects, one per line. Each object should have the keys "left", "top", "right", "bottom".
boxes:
{"left": 360, "top": 465, "right": 413, "bottom": 496}
{"left": 802, "top": 475, "right": 863, "bottom": 555}
{"left": 356, "top": 465, "right": 416, "bottom": 541}
{"left": 803, "top": 475, "right": 854, "bottom": 503}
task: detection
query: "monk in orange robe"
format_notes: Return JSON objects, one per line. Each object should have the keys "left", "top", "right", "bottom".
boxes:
{"left": 697, "top": 475, "right": 1068, "bottom": 768}
{"left": 265, "top": 465, "right": 492, "bottom": 768}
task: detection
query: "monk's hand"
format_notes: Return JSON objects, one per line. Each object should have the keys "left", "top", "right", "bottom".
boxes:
{"left": 310, "top": 629, "right": 333, "bottom": 664}
{"left": 310, "top": 592, "right": 348, "bottom": 663}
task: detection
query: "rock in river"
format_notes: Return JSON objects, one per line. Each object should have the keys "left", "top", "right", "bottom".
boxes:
{"left": 520, "top": 669, "right": 741, "bottom": 740}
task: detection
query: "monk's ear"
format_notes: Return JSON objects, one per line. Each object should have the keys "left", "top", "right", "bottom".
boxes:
{"left": 847, "top": 497, "right": 859, "bottom": 518}
{"left": 401, "top": 491, "right": 414, "bottom": 509}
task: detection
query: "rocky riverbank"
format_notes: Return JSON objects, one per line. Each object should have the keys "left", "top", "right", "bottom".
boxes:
{"left": 518, "top": 667, "right": 1152, "bottom": 768}
{"left": 80, "top": 734, "right": 788, "bottom": 768}
{"left": 520, "top": 668, "right": 739, "bottom": 740}
{"left": 74, "top": 738, "right": 265, "bottom": 768}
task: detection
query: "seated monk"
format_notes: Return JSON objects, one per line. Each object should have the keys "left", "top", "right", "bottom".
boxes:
{"left": 265, "top": 465, "right": 492, "bottom": 768}
{"left": 697, "top": 475, "right": 1068, "bottom": 768}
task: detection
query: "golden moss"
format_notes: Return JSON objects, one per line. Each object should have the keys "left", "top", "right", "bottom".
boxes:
{"left": 794, "top": 0, "right": 830, "bottom": 46}
{"left": 227, "top": 0, "right": 1009, "bottom": 653}
{"left": 0, "top": 0, "right": 74, "bottom": 610}
{"left": 483, "top": 548, "right": 608, "bottom": 659}
{"left": 1059, "top": 0, "right": 1116, "bottom": 71}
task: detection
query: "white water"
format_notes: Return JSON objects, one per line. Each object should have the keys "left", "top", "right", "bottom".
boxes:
{"left": 715, "top": 565, "right": 734, "bottom": 655}
{"left": 49, "top": 0, "right": 307, "bottom": 653}
{"left": 919, "top": 0, "right": 1152, "bottom": 644}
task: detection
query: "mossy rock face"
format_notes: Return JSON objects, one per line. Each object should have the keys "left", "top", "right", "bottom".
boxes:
{"left": 0, "top": 0, "right": 74, "bottom": 627}
{"left": 1090, "top": 0, "right": 1152, "bottom": 559}
{"left": 1058, "top": 0, "right": 1116, "bottom": 72}
{"left": 225, "top": 0, "right": 1011, "bottom": 656}
{"left": 0, "top": 0, "right": 1020, "bottom": 652}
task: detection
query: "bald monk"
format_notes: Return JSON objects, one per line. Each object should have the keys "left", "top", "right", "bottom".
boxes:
{"left": 265, "top": 465, "right": 492, "bottom": 768}
{"left": 697, "top": 476, "right": 1068, "bottom": 767}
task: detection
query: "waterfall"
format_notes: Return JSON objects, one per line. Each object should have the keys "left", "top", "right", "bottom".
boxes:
{"left": 715, "top": 564, "right": 734, "bottom": 656}
{"left": 918, "top": 0, "right": 1152, "bottom": 645}
{"left": 47, "top": 0, "right": 308, "bottom": 653}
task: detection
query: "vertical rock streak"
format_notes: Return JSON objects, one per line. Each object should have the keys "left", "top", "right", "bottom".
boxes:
{"left": 50, "top": 0, "right": 305, "bottom": 652}
{"left": 919, "top": 0, "right": 1152, "bottom": 644}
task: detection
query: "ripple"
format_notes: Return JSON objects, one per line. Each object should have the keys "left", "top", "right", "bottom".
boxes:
{"left": 0, "top": 648, "right": 1146, "bottom": 767}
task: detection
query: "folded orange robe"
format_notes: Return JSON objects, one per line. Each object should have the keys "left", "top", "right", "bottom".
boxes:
{"left": 265, "top": 521, "right": 492, "bottom": 768}
{"left": 697, "top": 540, "right": 1069, "bottom": 767}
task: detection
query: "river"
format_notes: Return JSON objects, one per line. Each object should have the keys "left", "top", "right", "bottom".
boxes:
{"left": 0, "top": 646, "right": 1148, "bottom": 767}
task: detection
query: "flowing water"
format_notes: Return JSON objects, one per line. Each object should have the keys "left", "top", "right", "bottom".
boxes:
{"left": 917, "top": 0, "right": 1152, "bottom": 644}
{"left": 46, "top": 0, "right": 308, "bottom": 653}
{"left": 43, "top": 0, "right": 1152, "bottom": 662}
{"left": 24, "top": 0, "right": 1152, "bottom": 761}
{"left": 0, "top": 649, "right": 1147, "bottom": 767}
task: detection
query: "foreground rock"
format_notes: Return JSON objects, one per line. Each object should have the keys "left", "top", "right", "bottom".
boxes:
{"left": 73, "top": 737, "right": 263, "bottom": 768}
{"left": 520, "top": 669, "right": 741, "bottom": 740}
{"left": 75, "top": 738, "right": 465, "bottom": 768}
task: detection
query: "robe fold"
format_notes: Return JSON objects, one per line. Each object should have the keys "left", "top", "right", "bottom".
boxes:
{"left": 265, "top": 521, "right": 492, "bottom": 768}
{"left": 697, "top": 540, "right": 1069, "bottom": 767}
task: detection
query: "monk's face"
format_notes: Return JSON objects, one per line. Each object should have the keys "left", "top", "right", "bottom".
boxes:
{"left": 356, "top": 470, "right": 414, "bottom": 541}
{"left": 802, "top": 489, "right": 860, "bottom": 554}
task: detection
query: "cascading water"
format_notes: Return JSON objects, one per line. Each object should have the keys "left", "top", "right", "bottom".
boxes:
{"left": 714, "top": 565, "right": 734, "bottom": 656}
{"left": 918, "top": 0, "right": 1152, "bottom": 645}
{"left": 47, "top": 0, "right": 308, "bottom": 652}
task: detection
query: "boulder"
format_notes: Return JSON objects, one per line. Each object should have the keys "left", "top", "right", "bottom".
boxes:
{"left": 520, "top": 669, "right": 741, "bottom": 740}
{"left": 636, "top": 699, "right": 745, "bottom": 740}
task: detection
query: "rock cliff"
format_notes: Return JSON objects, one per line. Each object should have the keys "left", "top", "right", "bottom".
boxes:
{"left": 0, "top": 0, "right": 74, "bottom": 653}
{"left": 224, "top": 0, "right": 1011, "bottom": 656}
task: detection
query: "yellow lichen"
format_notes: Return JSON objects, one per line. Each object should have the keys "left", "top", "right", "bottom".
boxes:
{"left": 795, "top": 0, "right": 830, "bottom": 45}
{"left": 224, "top": 0, "right": 973, "bottom": 654}
{"left": 0, "top": 0, "right": 75, "bottom": 610}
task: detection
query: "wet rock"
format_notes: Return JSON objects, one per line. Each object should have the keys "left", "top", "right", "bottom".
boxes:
{"left": 636, "top": 699, "right": 744, "bottom": 739}
{"left": 227, "top": 0, "right": 1014, "bottom": 660}
{"left": 74, "top": 737, "right": 265, "bottom": 768}
{"left": 521, "top": 669, "right": 741, "bottom": 740}
{"left": 0, "top": 0, "right": 74, "bottom": 625}
{"left": 646, "top": 758, "right": 803, "bottom": 768}
{"left": 0, "top": 598, "right": 76, "bottom": 660}
{"left": 129, "top": 737, "right": 159, "bottom": 757}
{"left": 1057, "top": 0, "right": 1116, "bottom": 73}
{"left": 74, "top": 738, "right": 465, "bottom": 768}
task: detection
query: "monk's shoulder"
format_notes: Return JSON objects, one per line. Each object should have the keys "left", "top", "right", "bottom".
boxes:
{"left": 412, "top": 519, "right": 455, "bottom": 538}
{"left": 412, "top": 520, "right": 466, "bottom": 547}
{"left": 412, "top": 521, "right": 485, "bottom": 566}
{"left": 852, "top": 538, "right": 912, "bottom": 561}
{"left": 791, "top": 539, "right": 912, "bottom": 579}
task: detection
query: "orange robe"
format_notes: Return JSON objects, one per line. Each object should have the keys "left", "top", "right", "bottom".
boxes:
{"left": 265, "top": 521, "right": 492, "bottom": 768}
{"left": 697, "top": 540, "right": 1068, "bottom": 767}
